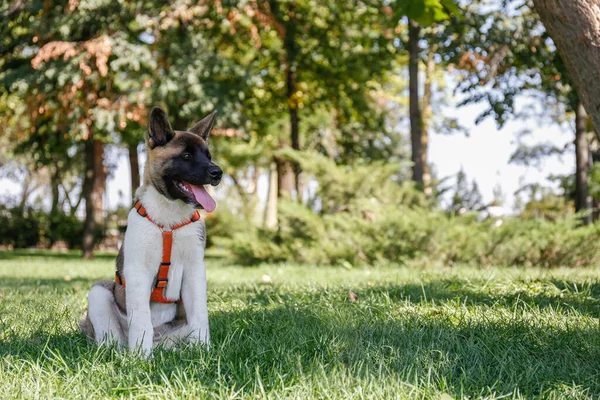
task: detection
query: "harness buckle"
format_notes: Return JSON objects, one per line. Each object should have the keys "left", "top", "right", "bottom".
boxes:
{"left": 156, "top": 277, "right": 168, "bottom": 288}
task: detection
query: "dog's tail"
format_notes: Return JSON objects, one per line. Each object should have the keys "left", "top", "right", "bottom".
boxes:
{"left": 78, "top": 310, "right": 95, "bottom": 340}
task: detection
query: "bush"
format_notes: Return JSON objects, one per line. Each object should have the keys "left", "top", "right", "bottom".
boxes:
{"left": 0, "top": 206, "right": 102, "bottom": 249}
{"left": 204, "top": 208, "right": 250, "bottom": 248}
{"left": 226, "top": 205, "right": 600, "bottom": 267}
{"left": 0, "top": 206, "right": 41, "bottom": 248}
{"left": 221, "top": 151, "right": 600, "bottom": 268}
{"left": 43, "top": 211, "right": 86, "bottom": 248}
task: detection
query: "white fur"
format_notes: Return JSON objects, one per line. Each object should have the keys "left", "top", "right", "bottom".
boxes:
{"left": 90, "top": 184, "right": 210, "bottom": 356}
{"left": 87, "top": 285, "right": 124, "bottom": 346}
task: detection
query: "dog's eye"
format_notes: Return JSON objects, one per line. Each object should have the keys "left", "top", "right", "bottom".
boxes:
{"left": 205, "top": 151, "right": 212, "bottom": 160}
{"left": 182, "top": 153, "right": 192, "bottom": 161}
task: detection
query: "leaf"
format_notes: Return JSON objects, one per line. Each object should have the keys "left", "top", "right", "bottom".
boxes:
{"left": 439, "top": 0, "right": 462, "bottom": 20}
{"left": 404, "top": 0, "right": 460, "bottom": 26}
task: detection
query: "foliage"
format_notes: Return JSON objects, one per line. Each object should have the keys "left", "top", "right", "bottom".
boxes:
{"left": 43, "top": 211, "right": 88, "bottom": 248}
{"left": 0, "top": 205, "right": 99, "bottom": 249}
{"left": 219, "top": 151, "right": 600, "bottom": 267}
{"left": 448, "top": 0, "right": 573, "bottom": 126}
{"left": 203, "top": 208, "right": 249, "bottom": 249}
{"left": 226, "top": 200, "right": 600, "bottom": 268}
{"left": 446, "top": 168, "right": 484, "bottom": 214}
{"left": 588, "top": 162, "right": 600, "bottom": 201}
{"left": 520, "top": 191, "right": 575, "bottom": 221}
{"left": 0, "top": 206, "right": 41, "bottom": 248}
{"left": 1, "top": 0, "right": 594, "bottom": 264}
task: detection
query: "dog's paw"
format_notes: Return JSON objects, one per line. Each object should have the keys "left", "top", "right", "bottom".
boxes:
{"left": 186, "top": 325, "right": 210, "bottom": 351}
{"left": 128, "top": 344, "right": 153, "bottom": 359}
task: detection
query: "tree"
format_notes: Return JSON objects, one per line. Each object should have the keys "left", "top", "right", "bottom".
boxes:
{"left": 449, "top": 0, "right": 595, "bottom": 222}
{"left": 408, "top": 20, "right": 424, "bottom": 185}
{"left": 448, "top": 168, "right": 483, "bottom": 214}
{"left": 209, "top": 1, "right": 397, "bottom": 198}
{"left": 1, "top": 1, "right": 155, "bottom": 257}
{"left": 575, "top": 102, "right": 591, "bottom": 224}
{"left": 532, "top": 0, "right": 600, "bottom": 136}
{"left": 399, "top": 0, "right": 461, "bottom": 190}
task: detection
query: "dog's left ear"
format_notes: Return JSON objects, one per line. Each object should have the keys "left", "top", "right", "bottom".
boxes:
{"left": 147, "top": 106, "right": 175, "bottom": 148}
{"left": 189, "top": 111, "right": 216, "bottom": 141}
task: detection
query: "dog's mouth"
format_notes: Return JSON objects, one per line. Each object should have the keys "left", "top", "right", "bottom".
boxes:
{"left": 175, "top": 180, "right": 216, "bottom": 212}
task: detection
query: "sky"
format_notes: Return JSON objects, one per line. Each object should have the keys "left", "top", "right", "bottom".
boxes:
{"left": 429, "top": 100, "right": 574, "bottom": 211}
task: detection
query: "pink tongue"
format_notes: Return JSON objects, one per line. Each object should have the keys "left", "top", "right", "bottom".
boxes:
{"left": 188, "top": 183, "right": 216, "bottom": 212}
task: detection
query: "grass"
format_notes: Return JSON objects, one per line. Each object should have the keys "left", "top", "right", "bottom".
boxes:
{"left": 1, "top": 250, "right": 600, "bottom": 399}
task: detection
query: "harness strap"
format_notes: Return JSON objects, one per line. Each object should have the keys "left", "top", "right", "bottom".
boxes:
{"left": 116, "top": 200, "right": 201, "bottom": 304}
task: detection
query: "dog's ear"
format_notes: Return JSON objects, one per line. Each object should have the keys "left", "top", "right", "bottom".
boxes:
{"left": 147, "top": 106, "right": 175, "bottom": 148}
{"left": 189, "top": 111, "right": 216, "bottom": 141}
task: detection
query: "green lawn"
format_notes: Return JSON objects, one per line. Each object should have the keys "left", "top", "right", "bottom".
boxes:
{"left": 1, "top": 251, "right": 600, "bottom": 399}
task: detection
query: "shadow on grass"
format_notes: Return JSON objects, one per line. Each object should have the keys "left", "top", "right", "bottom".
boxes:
{"left": 2, "top": 267, "right": 600, "bottom": 396}
{"left": 2, "top": 297, "right": 600, "bottom": 397}
{"left": 0, "top": 277, "right": 97, "bottom": 291}
{"left": 362, "top": 280, "right": 600, "bottom": 317}
{"left": 0, "top": 249, "right": 117, "bottom": 261}
{"left": 5, "top": 275, "right": 600, "bottom": 318}
{"left": 231, "top": 279, "right": 600, "bottom": 318}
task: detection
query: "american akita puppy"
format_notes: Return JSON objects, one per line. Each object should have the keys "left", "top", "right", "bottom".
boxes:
{"left": 79, "top": 106, "right": 222, "bottom": 356}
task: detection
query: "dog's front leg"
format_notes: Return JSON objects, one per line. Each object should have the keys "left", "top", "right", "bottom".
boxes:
{"left": 125, "top": 270, "right": 154, "bottom": 357}
{"left": 181, "top": 260, "right": 210, "bottom": 349}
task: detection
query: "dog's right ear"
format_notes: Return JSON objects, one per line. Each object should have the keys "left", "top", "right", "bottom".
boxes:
{"left": 147, "top": 106, "right": 175, "bottom": 148}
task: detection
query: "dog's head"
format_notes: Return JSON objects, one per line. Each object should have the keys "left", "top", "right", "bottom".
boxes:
{"left": 145, "top": 106, "right": 222, "bottom": 212}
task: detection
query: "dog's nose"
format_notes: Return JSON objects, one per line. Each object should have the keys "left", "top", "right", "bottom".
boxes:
{"left": 208, "top": 166, "right": 222, "bottom": 180}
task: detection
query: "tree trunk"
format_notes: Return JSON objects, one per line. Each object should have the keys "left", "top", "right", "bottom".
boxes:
{"left": 92, "top": 139, "right": 105, "bottom": 227}
{"left": 575, "top": 101, "right": 591, "bottom": 224}
{"left": 82, "top": 138, "right": 105, "bottom": 259}
{"left": 248, "top": 167, "right": 260, "bottom": 218}
{"left": 230, "top": 174, "right": 250, "bottom": 213}
{"left": 285, "top": 0, "right": 301, "bottom": 197}
{"left": 296, "top": 171, "right": 305, "bottom": 204}
{"left": 67, "top": 188, "right": 84, "bottom": 217}
{"left": 421, "top": 47, "right": 435, "bottom": 197}
{"left": 48, "top": 166, "right": 62, "bottom": 248}
{"left": 593, "top": 197, "right": 600, "bottom": 222}
{"left": 50, "top": 166, "right": 61, "bottom": 216}
{"left": 408, "top": 20, "right": 424, "bottom": 186}
{"left": 82, "top": 139, "right": 96, "bottom": 259}
{"left": 288, "top": 67, "right": 300, "bottom": 154}
{"left": 128, "top": 141, "right": 140, "bottom": 199}
{"left": 533, "top": 0, "right": 600, "bottom": 134}
{"left": 264, "top": 161, "right": 278, "bottom": 229}
{"left": 18, "top": 174, "right": 32, "bottom": 214}
{"left": 275, "top": 154, "right": 295, "bottom": 198}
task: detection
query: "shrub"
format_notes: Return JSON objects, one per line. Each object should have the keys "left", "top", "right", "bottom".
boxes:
{"left": 0, "top": 206, "right": 102, "bottom": 249}
{"left": 204, "top": 208, "right": 249, "bottom": 248}
{"left": 0, "top": 206, "right": 41, "bottom": 248}
{"left": 225, "top": 206, "right": 600, "bottom": 267}
{"left": 222, "top": 151, "right": 600, "bottom": 268}
{"left": 44, "top": 211, "right": 86, "bottom": 248}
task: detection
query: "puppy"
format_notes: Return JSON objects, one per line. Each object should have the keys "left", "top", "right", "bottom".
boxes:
{"left": 79, "top": 106, "right": 222, "bottom": 356}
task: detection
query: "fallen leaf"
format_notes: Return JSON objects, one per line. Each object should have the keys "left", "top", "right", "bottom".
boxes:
{"left": 348, "top": 291, "right": 358, "bottom": 303}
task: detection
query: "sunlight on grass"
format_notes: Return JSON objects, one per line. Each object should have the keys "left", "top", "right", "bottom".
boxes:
{"left": 1, "top": 250, "right": 600, "bottom": 399}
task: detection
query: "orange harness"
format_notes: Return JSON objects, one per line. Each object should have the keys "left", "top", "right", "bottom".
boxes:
{"left": 115, "top": 200, "right": 201, "bottom": 304}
